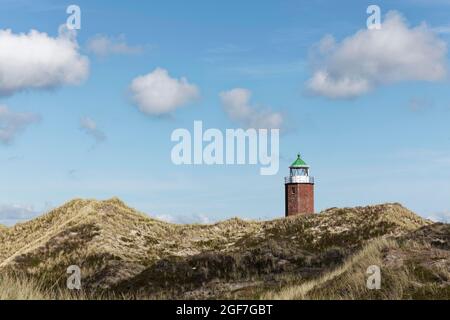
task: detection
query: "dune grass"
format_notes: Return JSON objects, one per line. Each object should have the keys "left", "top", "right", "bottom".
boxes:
{"left": 262, "top": 238, "right": 396, "bottom": 299}
{"left": 0, "top": 273, "right": 133, "bottom": 300}
{"left": 0, "top": 199, "right": 446, "bottom": 300}
{"left": 261, "top": 236, "right": 450, "bottom": 300}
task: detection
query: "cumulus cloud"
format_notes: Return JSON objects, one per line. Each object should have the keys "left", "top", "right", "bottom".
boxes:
{"left": 307, "top": 11, "right": 448, "bottom": 99}
{"left": 80, "top": 116, "right": 106, "bottom": 143}
{"left": 129, "top": 68, "right": 200, "bottom": 115}
{"left": 0, "top": 204, "right": 39, "bottom": 226}
{"left": 432, "top": 25, "right": 450, "bottom": 35}
{"left": 155, "top": 213, "right": 211, "bottom": 224}
{"left": 427, "top": 211, "right": 450, "bottom": 223}
{"left": 0, "top": 105, "right": 40, "bottom": 144}
{"left": 219, "top": 88, "right": 283, "bottom": 129}
{"left": 0, "top": 26, "right": 89, "bottom": 96}
{"left": 86, "top": 34, "right": 144, "bottom": 57}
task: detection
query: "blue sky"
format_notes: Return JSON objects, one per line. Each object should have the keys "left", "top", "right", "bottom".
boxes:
{"left": 1, "top": 0, "right": 450, "bottom": 225}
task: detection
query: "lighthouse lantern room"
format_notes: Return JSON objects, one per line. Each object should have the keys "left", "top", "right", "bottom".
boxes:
{"left": 284, "top": 154, "right": 315, "bottom": 217}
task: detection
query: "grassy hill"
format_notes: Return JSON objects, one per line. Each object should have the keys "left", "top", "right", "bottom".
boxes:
{"left": 0, "top": 198, "right": 448, "bottom": 300}
{"left": 265, "top": 223, "right": 450, "bottom": 299}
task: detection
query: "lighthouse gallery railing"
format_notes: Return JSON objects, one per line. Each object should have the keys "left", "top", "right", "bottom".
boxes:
{"left": 285, "top": 176, "right": 314, "bottom": 184}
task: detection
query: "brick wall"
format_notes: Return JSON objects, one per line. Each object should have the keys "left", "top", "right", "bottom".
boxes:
{"left": 285, "top": 183, "right": 314, "bottom": 217}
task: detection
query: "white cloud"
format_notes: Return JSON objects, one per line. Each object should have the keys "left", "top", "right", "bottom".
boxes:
{"left": 307, "top": 11, "right": 447, "bottom": 99}
{"left": 129, "top": 68, "right": 200, "bottom": 115}
{"left": 432, "top": 25, "right": 450, "bottom": 34}
{"left": 86, "top": 34, "right": 144, "bottom": 57}
{"left": 427, "top": 211, "right": 450, "bottom": 223}
{"left": 0, "top": 203, "right": 39, "bottom": 226}
{"left": 155, "top": 213, "right": 211, "bottom": 224}
{"left": 0, "top": 105, "right": 40, "bottom": 144}
{"left": 0, "top": 26, "right": 89, "bottom": 96}
{"left": 219, "top": 88, "right": 283, "bottom": 129}
{"left": 80, "top": 117, "right": 106, "bottom": 143}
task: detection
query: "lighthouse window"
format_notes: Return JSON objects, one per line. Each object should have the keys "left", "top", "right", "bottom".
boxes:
{"left": 291, "top": 188, "right": 296, "bottom": 194}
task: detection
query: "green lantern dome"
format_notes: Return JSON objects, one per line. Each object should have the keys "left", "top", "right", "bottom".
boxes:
{"left": 290, "top": 153, "right": 309, "bottom": 168}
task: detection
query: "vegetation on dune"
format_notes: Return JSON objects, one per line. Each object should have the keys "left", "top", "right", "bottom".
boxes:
{"left": 0, "top": 273, "right": 130, "bottom": 300}
{"left": 263, "top": 226, "right": 450, "bottom": 300}
{"left": 0, "top": 198, "right": 448, "bottom": 300}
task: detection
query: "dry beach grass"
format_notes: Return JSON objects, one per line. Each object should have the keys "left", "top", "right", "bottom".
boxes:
{"left": 0, "top": 198, "right": 448, "bottom": 300}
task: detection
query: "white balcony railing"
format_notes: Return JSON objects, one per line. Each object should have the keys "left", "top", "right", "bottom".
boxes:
{"left": 285, "top": 175, "right": 314, "bottom": 184}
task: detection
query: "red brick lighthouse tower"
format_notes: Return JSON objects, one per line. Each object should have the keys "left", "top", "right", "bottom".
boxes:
{"left": 285, "top": 154, "right": 315, "bottom": 217}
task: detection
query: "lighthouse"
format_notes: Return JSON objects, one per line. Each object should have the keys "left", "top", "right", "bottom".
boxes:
{"left": 285, "top": 154, "right": 315, "bottom": 217}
